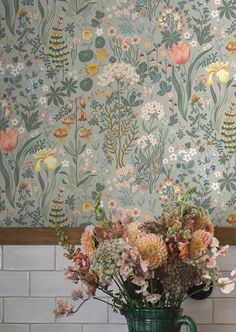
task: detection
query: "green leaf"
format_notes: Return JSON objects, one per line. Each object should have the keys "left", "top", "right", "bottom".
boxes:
{"left": 186, "top": 47, "right": 213, "bottom": 103}
{"left": 0, "top": 150, "right": 15, "bottom": 208}
{"left": 14, "top": 134, "right": 41, "bottom": 194}
{"left": 1, "top": 0, "right": 17, "bottom": 35}
{"left": 171, "top": 66, "right": 187, "bottom": 121}
{"left": 21, "top": 111, "right": 41, "bottom": 132}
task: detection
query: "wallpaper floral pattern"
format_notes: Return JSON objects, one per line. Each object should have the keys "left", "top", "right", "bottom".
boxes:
{"left": 0, "top": 0, "right": 236, "bottom": 227}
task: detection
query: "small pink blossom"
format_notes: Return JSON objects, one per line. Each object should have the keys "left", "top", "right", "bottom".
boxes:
{"left": 122, "top": 43, "right": 130, "bottom": 51}
{"left": 131, "top": 208, "right": 141, "bottom": 218}
{"left": 108, "top": 199, "right": 117, "bottom": 209}
{"left": 132, "top": 35, "right": 140, "bottom": 45}
{"left": 54, "top": 299, "right": 74, "bottom": 316}
{"left": 206, "top": 256, "right": 217, "bottom": 268}
{"left": 108, "top": 27, "right": 116, "bottom": 36}
{"left": 231, "top": 269, "right": 236, "bottom": 280}
{"left": 119, "top": 263, "right": 133, "bottom": 280}
{"left": 146, "top": 293, "right": 161, "bottom": 304}
{"left": 218, "top": 277, "right": 235, "bottom": 294}
{"left": 123, "top": 36, "right": 130, "bottom": 44}
{"left": 71, "top": 289, "right": 84, "bottom": 301}
{"left": 144, "top": 41, "right": 152, "bottom": 48}
{"left": 210, "top": 237, "right": 219, "bottom": 248}
{"left": 72, "top": 38, "right": 80, "bottom": 44}
{"left": 217, "top": 245, "right": 229, "bottom": 256}
{"left": 117, "top": 34, "right": 124, "bottom": 41}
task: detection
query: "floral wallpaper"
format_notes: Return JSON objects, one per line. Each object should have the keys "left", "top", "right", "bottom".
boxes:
{"left": 0, "top": 0, "right": 236, "bottom": 227}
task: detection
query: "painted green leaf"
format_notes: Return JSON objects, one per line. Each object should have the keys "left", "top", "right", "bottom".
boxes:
{"left": 78, "top": 50, "right": 94, "bottom": 62}
{"left": 80, "top": 77, "right": 93, "bottom": 91}
{"left": 172, "top": 66, "right": 187, "bottom": 121}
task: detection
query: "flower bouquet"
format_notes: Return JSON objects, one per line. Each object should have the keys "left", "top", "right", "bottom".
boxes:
{"left": 55, "top": 188, "right": 236, "bottom": 332}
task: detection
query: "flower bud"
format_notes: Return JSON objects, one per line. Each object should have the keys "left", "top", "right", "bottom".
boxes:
{"left": 67, "top": 102, "right": 73, "bottom": 113}
{"left": 79, "top": 97, "right": 86, "bottom": 109}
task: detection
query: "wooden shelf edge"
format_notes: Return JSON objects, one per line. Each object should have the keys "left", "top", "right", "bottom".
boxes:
{"left": 0, "top": 227, "right": 235, "bottom": 245}
{"left": 0, "top": 227, "right": 84, "bottom": 245}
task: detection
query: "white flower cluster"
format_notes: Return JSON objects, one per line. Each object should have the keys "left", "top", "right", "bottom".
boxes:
{"left": 137, "top": 134, "right": 158, "bottom": 149}
{"left": 179, "top": 148, "right": 197, "bottom": 162}
{"left": 98, "top": 62, "right": 139, "bottom": 86}
{"left": 6, "top": 62, "right": 24, "bottom": 77}
{"left": 141, "top": 101, "right": 165, "bottom": 121}
{"left": 0, "top": 62, "right": 5, "bottom": 76}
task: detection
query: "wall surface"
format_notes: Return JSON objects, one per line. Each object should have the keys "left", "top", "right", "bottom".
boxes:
{"left": 1, "top": 0, "right": 236, "bottom": 227}
{"left": 0, "top": 245, "right": 236, "bottom": 332}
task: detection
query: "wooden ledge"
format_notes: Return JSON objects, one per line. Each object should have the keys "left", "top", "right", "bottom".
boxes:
{"left": 0, "top": 227, "right": 235, "bottom": 245}
{"left": 0, "top": 227, "right": 83, "bottom": 245}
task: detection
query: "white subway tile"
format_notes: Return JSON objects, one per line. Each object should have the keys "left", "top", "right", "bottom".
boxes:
{"left": 83, "top": 324, "right": 128, "bottom": 332}
{"left": 217, "top": 245, "right": 236, "bottom": 271}
{"left": 0, "top": 272, "right": 29, "bottom": 296}
{"left": 31, "top": 324, "right": 82, "bottom": 332}
{"left": 3, "top": 246, "right": 54, "bottom": 270}
{"left": 197, "top": 326, "right": 236, "bottom": 332}
{"left": 108, "top": 305, "right": 126, "bottom": 324}
{"left": 0, "top": 297, "right": 3, "bottom": 322}
{"left": 0, "top": 325, "right": 29, "bottom": 332}
{"left": 0, "top": 246, "right": 2, "bottom": 269}
{"left": 4, "top": 298, "right": 55, "bottom": 323}
{"left": 214, "top": 299, "right": 236, "bottom": 324}
{"left": 30, "top": 271, "right": 74, "bottom": 296}
{"left": 56, "top": 246, "right": 70, "bottom": 271}
{"left": 56, "top": 298, "right": 107, "bottom": 323}
{"left": 182, "top": 298, "right": 213, "bottom": 324}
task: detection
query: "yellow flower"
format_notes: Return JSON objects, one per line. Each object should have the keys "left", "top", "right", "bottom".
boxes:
{"left": 136, "top": 234, "right": 168, "bottom": 270}
{"left": 206, "top": 62, "right": 230, "bottom": 86}
{"left": 82, "top": 29, "right": 93, "bottom": 41}
{"left": 86, "top": 64, "right": 99, "bottom": 77}
{"left": 33, "top": 148, "right": 58, "bottom": 173}
{"left": 96, "top": 48, "right": 109, "bottom": 63}
{"left": 82, "top": 201, "right": 93, "bottom": 213}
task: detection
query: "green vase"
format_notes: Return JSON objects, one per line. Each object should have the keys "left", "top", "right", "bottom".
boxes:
{"left": 123, "top": 308, "right": 197, "bottom": 332}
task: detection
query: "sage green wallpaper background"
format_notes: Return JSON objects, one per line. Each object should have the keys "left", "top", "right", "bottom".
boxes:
{"left": 0, "top": 0, "right": 236, "bottom": 227}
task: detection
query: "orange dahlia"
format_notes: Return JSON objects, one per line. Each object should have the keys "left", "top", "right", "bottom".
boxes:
{"left": 136, "top": 234, "right": 168, "bottom": 269}
{"left": 189, "top": 230, "right": 212, "bottom": 259}
{"left": 81, "top": 226, "right": 95, "bottom": 257}
{"left": 193, "top": 216, "right": 214, "bottom": 235}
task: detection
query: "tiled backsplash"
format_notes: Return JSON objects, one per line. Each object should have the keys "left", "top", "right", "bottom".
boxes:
{"left": 0, "top": 245, "right": 236, "bottom": 332}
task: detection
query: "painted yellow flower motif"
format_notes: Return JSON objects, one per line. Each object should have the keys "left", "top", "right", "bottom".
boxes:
{"left": 206, "top": 62, "right": 230, "bottom": 86}
{"left": 86, "top": 64, "right": 99, "bottom": 77}
{"left": 96, "top": 49, "right": 109, "bottom": 63}
{"left": 82, "top": 202, "right": 93, "bottom": 213}
{"left": 82, "top": 29, "right": 93, "bottom": 41}
{"left": 33, "top": 148, "right": 58, "bottom": 172}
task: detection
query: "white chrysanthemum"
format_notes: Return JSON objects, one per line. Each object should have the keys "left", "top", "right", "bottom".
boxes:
{"left": 98, "top": 62, "right": 139, "bottom": 86}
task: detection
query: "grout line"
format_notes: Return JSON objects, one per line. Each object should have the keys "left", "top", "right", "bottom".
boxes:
{"left": 212, "top": 298, "right": 214, "bottom": 325}
{"left": 54, "top": 245, "right": 56, "bottom": 271}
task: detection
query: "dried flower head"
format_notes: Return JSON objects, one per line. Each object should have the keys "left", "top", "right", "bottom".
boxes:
{"left": 136, "top": 234, "right": 168, "bottom": 269}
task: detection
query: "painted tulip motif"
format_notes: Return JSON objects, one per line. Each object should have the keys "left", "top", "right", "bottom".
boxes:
{"left": 86, "top": 63, "right": 99, "bottom": 77}
{"left": 0, "top": 128, "right": 19, "bottom": 152}
{"left": 33, "top": 148, "right": 58, "bottom": 172}
{"left": 206, "top": 62, "right": 230, "bottom": 86}
{"left": 167, "top": 42, "right": 191, "bottom": 65}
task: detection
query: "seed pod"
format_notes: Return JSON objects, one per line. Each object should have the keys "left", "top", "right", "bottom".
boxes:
{"left": 67, "top": 102, "right": 73, "bottom": 113}
{"left": 79, "top": 97, "right": 86, "bottom": 109}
